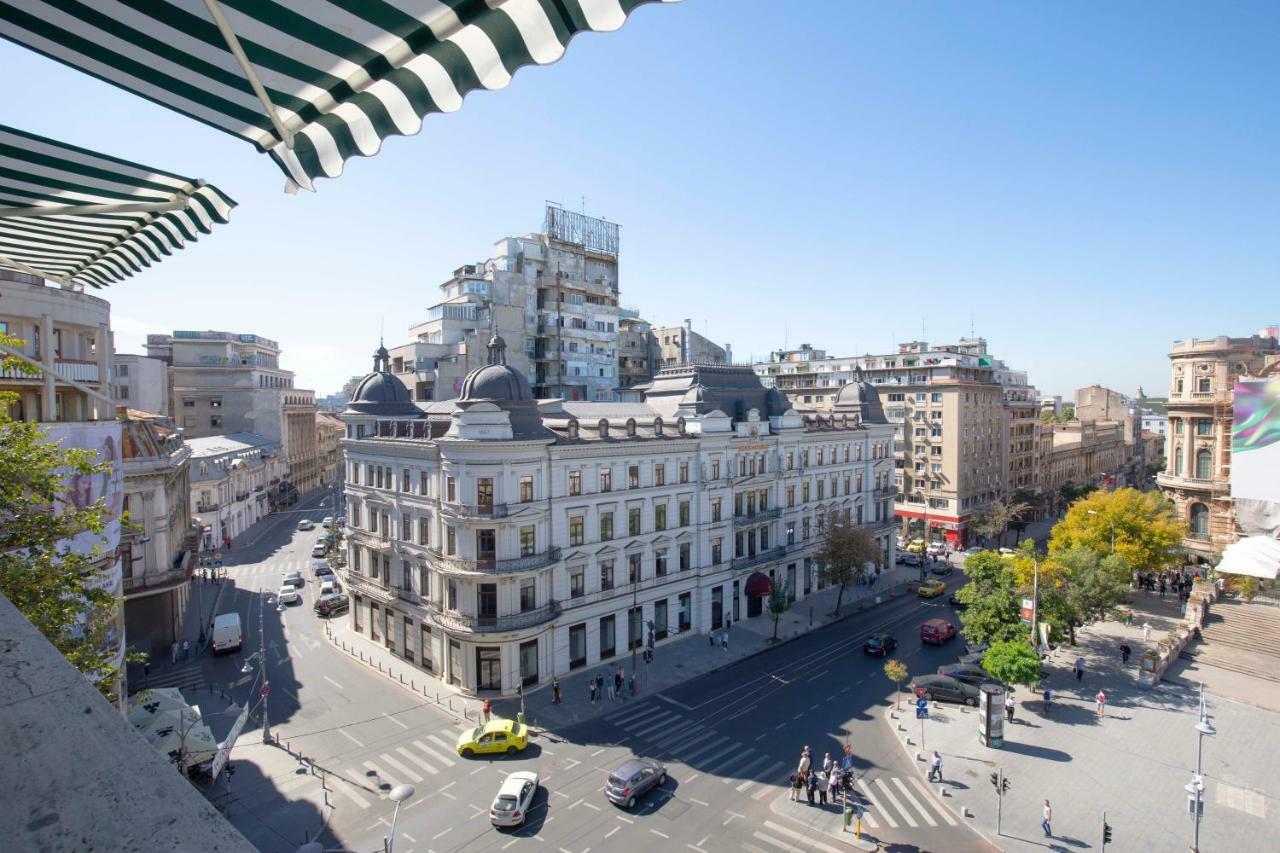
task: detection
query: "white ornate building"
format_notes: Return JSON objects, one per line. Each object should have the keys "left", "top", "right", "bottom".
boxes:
{"left": 339, "top": 339, "right": 896, "bottom": 696}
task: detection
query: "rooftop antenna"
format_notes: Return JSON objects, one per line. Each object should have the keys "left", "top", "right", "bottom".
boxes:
{"left": 581, "top": 195, "right": 586, "bottom": 214}
{"left": 970, "top": 312, "right": 975, "bottom": 338}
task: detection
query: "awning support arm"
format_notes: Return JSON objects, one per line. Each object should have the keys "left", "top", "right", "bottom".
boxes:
{"left": 0, "top": 344, "right": 118, "bottom": 409}
{"left": 203, "top": 0, "right": 295, "bottom": 150}
{"left": 0, "top": 255, "right": 71, "bottom": 285}
{"left": 0, "top": 200, "right": 190, "bottom": 218}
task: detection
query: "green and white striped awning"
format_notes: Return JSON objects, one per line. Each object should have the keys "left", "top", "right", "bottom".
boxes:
{"left": 0, "top": 0, "right": 678, "bottom": 192}
{"left": 0, "top": 124, "right": 236, "bottom": 288}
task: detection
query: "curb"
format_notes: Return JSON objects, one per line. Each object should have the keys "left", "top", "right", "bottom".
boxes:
{"left": 767, "top": 789, "right": 880, "bottom": 851}
{"left": 194, "top": 577, "right": 229, "bottom": 657}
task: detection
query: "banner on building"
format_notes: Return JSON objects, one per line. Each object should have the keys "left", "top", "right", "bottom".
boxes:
{"left": 43, "top": 421, "right": 124, "bottom": 560}
{"left": 1232, "top": 379, "right": 1280, "bottom": 503}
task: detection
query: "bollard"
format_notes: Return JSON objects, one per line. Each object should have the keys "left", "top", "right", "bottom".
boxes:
{"left": 399, "top": 673, "right": 404, "bottom": 684}
{"left": 412, "top": 680, "right": 416, "bottom": 690}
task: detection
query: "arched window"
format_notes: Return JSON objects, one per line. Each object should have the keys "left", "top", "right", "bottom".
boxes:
{"left": 567, "top": 419, "right": 579, "bottom": 439}
{"left": 653, "top": 417, "right": 664, "bottom": 436}
{"left": 1174, "top": 446, "right": 1183, "bottom": 476}
{"left": 598, "top": 419, "right": 609, "bottom": 438}
{"left": 1189, "top": 503, "right": 1209, "bottom": 538}
{"left": 626, "top": 419, "right": 637, "bottom": 437}
{"left": 676, "top": 417, "right": 686, "bottom": 435}
{"left": 1195, "top": 449, "right": 1212, "bottom": 480}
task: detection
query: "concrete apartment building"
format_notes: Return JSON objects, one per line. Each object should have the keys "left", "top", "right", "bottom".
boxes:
{"left": 110, "top": 353, "right": 168, "bottom": 416}
{"left": 1041, "top": 420, "right": 1128, "bottom": 502}
{"left": 756, "top": 338, "right": 1021, "bottom": 548}
{"left": 650, "top": 321, "right": 730, "bottom": 369}
{"left": 337, "top": 340, "right": 896, "bottom": 695}
{"left": 1158, "top": 332, "right": 1280, "bottom": 562}
{"left": 119, "top": 412, "right": 196, "bottom": 656}
{"left": 187, "top": 433, "right": 286, "bottom": 550}
{"left": 617, "top": 311, "right": 653, "bottom": 390}
{"left": 145, "top": 329, "right": 319, "bottom": 495}
{"left": 1074, "top": 384, "right": 1146, "bottom": 485}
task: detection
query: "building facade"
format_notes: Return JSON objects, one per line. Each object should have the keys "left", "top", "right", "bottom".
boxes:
{"left": 110, "top": 353, "right": 169, "bottom": 416}
{"left": 120, "top": 412, "right": 196, "bottom": 656}
{"left": 187, "top": 433, "right": 285, "bottom": 550}
{"left": 316, "top": 412, "right": 345, "bottom": 489}
{"left": 1158, "top": 333, "right": 1280, "bottom": 561}
{"left": 338, "top": 342, "right": 896, "bottom": 695}
{"left": 649, "top": 322, "right": 729, "bottom": 369}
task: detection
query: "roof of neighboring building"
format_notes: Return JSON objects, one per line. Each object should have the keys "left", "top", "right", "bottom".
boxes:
{"left": 185, "top": 432, "right": 279, "bottom": 459}
{"left": 346, "top": 344, "right": 419, "bottom": 415}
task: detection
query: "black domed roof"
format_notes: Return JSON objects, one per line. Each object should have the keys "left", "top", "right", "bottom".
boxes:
{"left": 346, "top": 343, "right": 420, "bottom": 415}
{"left": 765, "top": 387, "right": 789, "bottom": 417}
{"left": 459, "top": 336, "right": 533, "bottom": 402}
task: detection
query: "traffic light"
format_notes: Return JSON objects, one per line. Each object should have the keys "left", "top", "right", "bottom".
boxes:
{"left": 1002, "top": 777, "right": 1011, "bottom": 795}
{"left": 990, "top": 772, "right": 1000, "bottom": 791}
{"left": 1103, "top": 820, "right": 1113, "bottom": 844}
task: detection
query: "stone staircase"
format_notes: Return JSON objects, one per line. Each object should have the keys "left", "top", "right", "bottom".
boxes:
{"left": 1181, "top": 598, "right": 1280, "bottom": 683}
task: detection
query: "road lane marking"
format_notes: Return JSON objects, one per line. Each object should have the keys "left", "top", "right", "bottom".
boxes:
{"left": 703, "top": 745, "right": 757, "bottom": 777}
{"left": 761, "top": 821, "right": 842, "bottom": 853}
{"left": 323, "top": 675, "right": 344, "bottom": 690}
{"left": 892, "top": 777, "right": 937, "bottom": 826}
{"left": 690, "top": 798, "right": 709, "bottom": 807}
{"left": 604, "top": 827, "right": 620, "bottom": 839}
{"left": 413, "top": 739, "right": 456, "bottom": 767}
{"left": 649, "top": 829, "right": 670, "bottom": 839}
{"left": 697, "top": 836, "right": 710, "bottom": 849}
{"left": 874, "top": 777, "right": 917, "bottom": 827}
{"left": 752, "top": 784, "right": 774, "bottom": 800}
{"left": 684, "top": 773, "right": 699, "bottom": 784}
{"left": 645, "top": 720, "right": 701, "bottom": 747}
{"left": 425, "top": 733, "right": 458, "bottom": 754}
{"left": 503, "top": 840, "right": 519, "bottom": 850}
{"left": 773, "top": 722, "right": 786, "bottom": 731}
{"left": 656, "top": 694, "right": 695, "bottom": 711}
{"left": 722, "top": 753, "right": 772, "bottom": 784}
{"left": 363, "top": 760, "right": 404, "bottom": 788}
{"left": 805, "top": 669, "right": 829, "bottom": 683}
{"left": 590, "top": 748, "right": 606, "bottom": 757}
{"left": 622, "top": 711, "right": 682, "bottom": 738}
{"left": 396, "top": 747, "right": 440, "bottom": 776}
{"left": 332, "top": 782, "right": 372, "bottom": 809}
{"left": 724, "top": 703, "right": 757, "bottom": 722}
{"left": 553, "top": 791, "right": 570, "bottom": 799}
{"left": 723, "top": 811, "right": 744, "bottom": 826}
{"left": 377, "top": 753, "right": 424, "bottom": 783}
{"left": 615, "top": 815, "right": 634, "bottom": 824}
{"left": 581, "top": 801, "right": 601, "bottom": 812}
{"left": 662, "top": 728, "right": 716, "bottom": 755}
{"left": 678, "top": 734, "right": 730, "bottom": 765}
{"left": 908, "top": 776, "right": 958, "bottom": 825}
{"left": 432, "top": 828, "right": 451, "bottom": 840}
{"left": 607, "top": 702, "right": 655, "bottom": 726}
{"left": 382, "top": 712, "right": 409, "bottom": 730}
{"left": 857, "top": 779, "right": 895, "bottom": 828}
{"left": 402, "top": 834, "right": 417, "bottom": 843}
{"left": 339, "top": 729, "right": 364, "bottom": 747}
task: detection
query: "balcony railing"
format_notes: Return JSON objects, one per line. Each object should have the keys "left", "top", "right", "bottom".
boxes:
{"left": 398, "top": 587, "right": 427, "bottom": 606}
{"left": 445, "top": 502, "right": 510, "bottom": 519}
{"left": 430, "top": 547, "right": 562, "bottom": 575}
{"left": 344, "top": 571, "right": 399, "bottom": 604}
{"left": 872, "top": 486, "right": 895, "bottom": 498}
{"left": 195, "top": 502, "right": 219, "bottom": 513}
{"left": 122, "top": 566, "right": 190, "bottom": 594}
{"left": 1155, "top": 473, "right": 1229, "bottom": 494}
{"left": 427, "top": 601, "right": 560, "bottom": 634}
{"left": 733, "top": 507, "right": 781, "bottom": 527}
{"left": 731, "top": 546, "right": 787, "bottom": 571}
{"left": 1, "top": 358, "right": 101, "bottom": 383}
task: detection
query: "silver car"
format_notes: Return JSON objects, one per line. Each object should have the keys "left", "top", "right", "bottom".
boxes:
{"left": 604, "top": 758, "right": 666, "bottom": 809}
{"left": 491, "top": 771, "right": 538, "bottom": 827}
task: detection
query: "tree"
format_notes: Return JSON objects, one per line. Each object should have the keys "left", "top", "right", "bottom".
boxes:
{"left": 1056, "top": 482, "right": 1097, "bottom": 513}
{"left": 956, "top": 552, "right": 1025, "bottom": 646}
{"left": 884, "top": 659, "right": 909, "bottom": 709}
{"left": 767, "top": 580, "right": 790, "bottom": 641}
{"left": 970, "top": 503, "right": 1009, "bottom": 548}
{"left": 1049, "top": 488, "right": 1183, "bottom": 576}
{"left": 816, "top": 523, "right": 879, "bottom": 616}
{"left": 981, "top": 640, "right": 1042, "bottom": 690}
{"left": 0, "top": 331, "right": 124, "bottom": 699}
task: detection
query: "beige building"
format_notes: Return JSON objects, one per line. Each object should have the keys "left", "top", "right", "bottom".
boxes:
{"left": 617, "top": 311, "right": 653, "bottom": 390}
{"left": 316, "top": 411, "right": 345, "bottom": 489}
{"left": 1041, "top": 420, "right": 1128, "bottom": 504}
{"left": 110, "top": 353, "right": 169, "bottom": 417}
{"left": 187, "top": 432, "right": 286, "bottom": 550}
{"left": 650, "top": 321, "right": 729, "bottom": 369}
{"left": 1157, "top": 333, "right": 1280, "bottom": 562}
{"left": 1074, "top": 384, "right": 1145, "bottom": 486}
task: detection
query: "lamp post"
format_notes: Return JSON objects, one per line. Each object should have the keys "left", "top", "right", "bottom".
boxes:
{"left": 1187, "top": 683, "right": 1214, "bottom": 852}
{"left": 384, "top": 783, "right": 415, "bottom": 853}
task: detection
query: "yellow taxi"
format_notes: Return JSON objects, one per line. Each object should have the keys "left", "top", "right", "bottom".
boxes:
{"left": 906, "top": 538, "right": 926, "bottom": 554}
{"left": 456, "top": 718, "right": 529, "bottom": 757}
{"left": 917, "top": 579, "right": 947, "bottom": 598}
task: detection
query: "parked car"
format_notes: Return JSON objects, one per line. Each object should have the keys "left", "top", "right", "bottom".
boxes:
{"left": 926, "top": 542, "right": 947, "bottom": 557}
{"left": 604, "top": 758, "right": 666, "bottom": 809}
{"left": 490, "top": 771, "right": 539, "bottom": 827}
{"left": 296, "top": 519, "right": 315, "bottom": 531}
{"left": 311, "top": 542, "right": 327, "bottom": 558}
{"left": 318, "top": 578, "right": 340, "bottom": 596}
{"left": 963, "top": 641, "right": 990, "bottom": 657}
{"left": 863, "top": 634, "right": 898, "bottom": 656}
{"left": 948, "top": 592, "right": 967, "bottom": 609}
{"left": 900, "top": 552, "right": 923, "bottom": 567}
{"left": 911, "top": 674, "right": 982, "bottom": 706}
{"left": 920, "top": 618, "right": 957, "bottom": 645}
{"left": 336, "top": 515, "right": 346, "bottom": 526}
{"left": 917, "top": 579, "right": 947, "bottom": 598}
{"left": 313, "top": 560, "right": 333, "bottom": 577}
{"left": 998, "top": 547, "right": 1016, "bottom": 556}
{"left": 963, "top": 546, "right": 984, "bottom": 557}
{"left": 283, "top": 569, "right": 304, "bottom": 588}
{"left": 277, "top": 584, "right": 300, "bottom": 606}
{"left": 457, "top": 719, "right": 528, "bottom": 757}
{"left": 938, "top": 663, "right": 995, "bottom": 687}
{"left": 313, "top": 592, "right": 348, "bottom": 617}
{"left": 322, "top": 516, "right": 334, "bottom": 529}
{"left": 930, "top": 563, "right": 954, "bottom": 576}
{"left": 210, "top": 612, "right": 242, "bottom": 654}
{"left": 905, "top": 538, "right": 926, "bottom": 554}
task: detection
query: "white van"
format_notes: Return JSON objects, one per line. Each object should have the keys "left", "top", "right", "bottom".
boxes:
{"left": 211, "top": 612, "right": 243, "bottom": 654}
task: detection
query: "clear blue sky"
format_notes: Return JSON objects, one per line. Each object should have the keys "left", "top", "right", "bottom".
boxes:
{"left": 4, "top": 2, "right": 1277, "bottom": 398}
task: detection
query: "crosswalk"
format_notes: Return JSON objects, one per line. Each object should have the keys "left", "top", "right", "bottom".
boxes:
{"left": 606, "top": 700, "right": 958, "bottom": 831}
{"left": 334, "top": 732, "right": 458, "bottom": 810}
{"left": 131, "top": 660, "right": 209, "bottom": 693}
{"left": 226, "top": 558, "right": 323, "bottom": 580}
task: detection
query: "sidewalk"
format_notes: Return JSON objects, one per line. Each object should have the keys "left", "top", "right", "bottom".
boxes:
{"left": 881, "top": 589, "right": 1280, "bottom": 852}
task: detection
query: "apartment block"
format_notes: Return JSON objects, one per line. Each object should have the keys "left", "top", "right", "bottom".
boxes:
{"left": 110, "top": 353, "right": 168, "bottom": 416}
{"left": 187, "top": 433, "right": 286, "bottom": 550}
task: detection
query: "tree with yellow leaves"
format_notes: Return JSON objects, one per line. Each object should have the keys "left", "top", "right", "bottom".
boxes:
{"left": 1049, "top": 488, "right": 1183, "bottom": 576}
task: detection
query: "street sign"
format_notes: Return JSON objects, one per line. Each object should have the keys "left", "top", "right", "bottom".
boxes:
{"left": 917, "top": 707, "right": 929, "bottom": 719}
{"left": 260, "top": 682, "right": 271, "bottom": 698}
{"left": 916, "top": 697, "right": 928, "bottom": 709}
{"left": 1020, "top": 597, "right": 1034, "bottom": 624}
{"left": 915, "top": 687, "right": 928, "bottom": 699}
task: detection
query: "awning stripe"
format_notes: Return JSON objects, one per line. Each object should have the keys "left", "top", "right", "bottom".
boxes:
{"left": 0, "top": 0, "right": 678, "bottom": 189}
{"left": 0, "top": 123, "right": 236, "bottom": 287}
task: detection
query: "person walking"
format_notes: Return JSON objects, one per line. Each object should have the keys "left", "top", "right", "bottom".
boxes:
{"left": 589, "top": 679, "right": 596, "bottom": 703}
{"left": 1143, "top": 622, "right": 1152, "bottom": 642}
{"left": 1073, "top": 656, "right": 1085, "bottom": 682}
{"left": 1096, "top": 689, "right": 1107, "bottom": 718}
{"left": 721, "top": 631, "right": 728, "bottom": 651}
{"left": 928, "top": 751, "right": 943, "bottom": 783}
{"left": 1042, "top": 800, "right": 1053, "bottom": 837}
{"left": 1120, "top": 642, "right": 1131, "bottom": 664}
{"left": 553, "top": 677, "right": 562, "bottom": 704}
{"left": 798, "top": 747, "right": 812, "bottom": 776}
{"left": 788, "top": 771, "right": 800, "bottom": 802}
{"left": 822, "top": 752, "right": 833, "bottom": 775}
{"left": 1005, "top": 692, "right": 1015, "bottom": 724}
{"left": 482, "top": 698, "right": 492, "bottom": 723}
{"left": 1043, "top": 687, "right": 1053, "bottom": 715}
{"left": 181, "top": 638, "right": 191, "bottom": 661}
{"left": 170, "top": 640, "right": 179, "bottom": 665}
{"left": 606, "top": 675, "right": 614, "bottom": 702}
{"left": 709, "top": 632, "right": 715, "bottom": 647}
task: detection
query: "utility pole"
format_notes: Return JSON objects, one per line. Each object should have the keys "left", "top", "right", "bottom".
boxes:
{"left": 1030, "top": 554, "right": 1040, "bottom": 649}
{"left": 260, "top": 592, "right": 271, "bottom": 744}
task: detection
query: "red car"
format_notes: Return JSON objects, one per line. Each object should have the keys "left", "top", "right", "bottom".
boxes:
{"left": 920, "top": 618, "right": 957, "bottom": 645}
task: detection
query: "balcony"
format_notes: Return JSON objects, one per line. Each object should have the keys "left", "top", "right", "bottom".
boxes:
{"left": 733, "top": 507, "right": 781, "bottom": 527}
{"left": 195, "top": 502, "right": 219, "bottom": 513}
{"left": 1155, "top": 473, "right": 1229, "bottom": 494}
{"left": 344, "top": 571, "right": 399, "bottom": 604}
{"left": 427, "top": 601, "right": 561, "bottom": 634}
{"left": 444, "top": 502, "right": 510, "bottom": 519}
{"left": 1, "top": 357, "right": 101, "bottom": 383}
{"left": 431, "top": 547, "right": 562, "bottom": 575}
{"left": 731, "top": 546, "right": 787, "bottom": 571}
{"left": 397, "top": 587, "right": 427, "bottom": 606}
{"left": 872, "top": 486, "right": 895, "bottom": 498}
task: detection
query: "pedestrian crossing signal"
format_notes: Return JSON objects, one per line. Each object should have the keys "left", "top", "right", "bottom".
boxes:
{"left": 1103, "top": 821, "right": 1113, "bottom": 844}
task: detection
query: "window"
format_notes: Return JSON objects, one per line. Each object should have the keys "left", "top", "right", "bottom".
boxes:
{"left": 569, "top": 624, "right": 587, "bottom": 669}
{"left": 569, "top": 470, "right": 582, "bottom": 496}
{"left": 629, "top": 465, "right": 640, "bottom": 489}
{"left": 1197, "top": 377, "right": 1212, "bottom": 393}
{"left": 518, "top": 476, "right": 533, "bottom": 502}
{"left": 654, "top": 599, "right": 669, "bottom": 640}
{"left": 678, "top": 592, "right": 691, "bottom": 631}
{"left": 447, "top": 580, "right": 458, "bottom": 610}
{"left": 817, "top": 480, "right": 825, "bottom": 500}
{"left": 1176, "top": 379, "right": 1184, "bottom": 394}
{"left": 711, "top": 459, "right": 720, "bottom": 479}
{"left": 1195, "top": 419, "right": 1212, "bottom": 436}
{"left": 760, "top": 526, "right": 770, "bottom": 549}
{"left": 711, "top": 498, "right": 722, "bottom": 522}
{"left": 655, "top": 549, "right": 668, "bottom": 576}
{"left": 679, "top": 541, "right": 691, "bottom": 571}
{"left": 446, "top": 526, "right": 456, "bottom": 555}
{"left": 786, "top": 451, "right": 794, "bottom": 470}
{"left": 599, "top": 615, "right": 616, "bottom": 659}
{"left": 654, "top": 503, "right": 667, "bottom": 530}
{"left": 570, "top": 566, "right": 585, "bottom": 598}
{"left": 679, "top": 500, "right": 690, "bottom": 527}
{"left": 787, "top": 486, "right": 795, "bottom": 507}
{"left": 628, "top": 606, "right": 644, "bottom": 650}
{"left": 679, "top": 461, "right": 689, "bottom": 483}
{"left": 520, "top": 525, "right": 536, "bottom": 556}
{"left": 628, "top": 506, "right": 641, "bottom": 536}
{"left": 210, "top": 416, "right": 222, "bottom": 428}
{"left": 520, "top": 580, "right": 536, "bottom": 612}
{"left": 711, "top": 538, "right": 722, "bottom": 565}
{"left": 600, "top": 559, "right": 614, "bottom": 590}
{"left": 401, "top": 513, "right": 410, "bottom": 540}
{"left": 476, "top": 529, "right": 496, "bottom": 560}
{"left": 655, "top": 464, "right": 665, "bottom": 486}
{"left": 477, "top": 477, "right": 494, "bottom": 509}
{"left": 182, "top": 398, "right": 195, "bottom": 408}
{"left": 1175, "top": 419, "right": 1185, "bottom": 435}
{"left": 600, "top": 511, "right": 614, "bottom": 540}
{"left": 446, "top": 476, "right": 456, "bottom": 502}
{"left": 802, "top": 481, "right": 810, "bottom": 502}
{"left": 1195, "top": 449, "right": 1213, "bottom": 479}
{"left": 477, "top": 583, "right": 497, "bottom": 618}
{"left": 628, "top": 552, "right": 642, "bottom": 584}
{"left": 400, "top": 469, "right": 410, "bottom": 492}
{"left": 370, "top": 513, "right": 379, "bottom": 534}
{"left": 1189, "top": 503, "right": 1209, "bottom": 538}
{"left": 569, "top": 516, "right": 584, "bottom": 546}
{"left": 600, "top": 468, "right": 612, "bottom": 492}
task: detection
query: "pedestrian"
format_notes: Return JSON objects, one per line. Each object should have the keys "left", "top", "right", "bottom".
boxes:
{"left": 928, "top": 751, "right": 943, "bottom": 783}
{"left": 817, "top": 770, "right": 828, "bottom": 805}
{"left": 1159, "top": 578, "right": 1167, "bottom": 598}
{"left": 721, "top": 631, "right": 728, "bottom": 651}
{"left": 589, "top": 680, "right": 596, "bottom": 703}
{"left": 170, "top": 641, "right": 179, "bottom": 664}
{"left": 181, "top": 638, "right": 190, "bottom": 661}
{"left": 1043, "top": 687, "right": 1053, "bottom": 715}
{"left": 143, "top": 659, "right": 151, "bottom": 681}
{"left": 1120, "top": 642, "right": 1131, "bottom": 664}
{"left": 1096, "top": 689, "right": 1106, "bottom": 717}
{"left": 798, "top": 747, "right": 811, "bottom": 775}
{"left": 806, "top": 770, "right": 817, "bottom": 804}
{"left": 788, "top": 771, "right": 799, "bottom": 801}
{"left": 482, "top": 698, "right": 491, "bottom": 723}
{"left": 628, "top": 674, "right": 636, "bottom": 696}
{"left": 1123, "top": 608, "right": 1133, "bottom": 626}
{"left": 710, "top": 632, "right": 715, "bottom": 647}
{"left": 606, "top": 677, "right": 614, "bottom": 702}
{"left": 827, "top": 767, "right": 840, "bottom": 804}
{"left": 726, "top": 618, "right": 731, "bottom": 632}
{"left": 615, "top": 668, "right": 624, "bottom": 701}
{"left": 1073, "top": 656, "right": 1085, "bottom": 682}
{"left": 1042, "top": 799, "right": 1053, "bottom": 837}
{"left": 1005, "top": 692, "right": 1015, "bottom": 724}
{"left": 823, "top": 752, "right": 833, "bottom": 775}
{"left": 1142, "top": 622, "right": 1152, "bottom": 642}
{"left": 553, "top": 677, "right": 561, "bottom": 704}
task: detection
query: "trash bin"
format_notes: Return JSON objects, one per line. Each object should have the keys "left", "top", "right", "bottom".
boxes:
{"left": 844, "top": 804, "right": 853, "bottom": 829}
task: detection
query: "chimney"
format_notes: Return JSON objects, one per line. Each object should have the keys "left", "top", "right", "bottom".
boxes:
{"left": 724, "top": 342, "right": 733, "bottom": 364}
{"left": 683, "top": 318, "right": 692, "bottom": 364}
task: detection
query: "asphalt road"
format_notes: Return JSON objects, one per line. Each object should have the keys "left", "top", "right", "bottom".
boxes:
{"left": 199, "top": 502, "right": 993, "bottom": 853}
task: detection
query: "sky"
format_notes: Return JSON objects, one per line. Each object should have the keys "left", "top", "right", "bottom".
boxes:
{"left": 4, "top": 1, "right": 1277, "bottom": 399}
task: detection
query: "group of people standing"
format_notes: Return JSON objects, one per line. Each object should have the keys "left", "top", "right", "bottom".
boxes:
{"left": 788, "top": 746, "right": 854, "bottom": 806}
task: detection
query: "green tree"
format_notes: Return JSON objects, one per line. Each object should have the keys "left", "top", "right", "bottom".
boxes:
{"left": 981, "top": 640, "right": 1042, "bottom": 689}
{"left": 816, "top": 522, "right": 879, "bottom": 616}
{"left": 884, "top": 659, "right": 909, "bottom": 709}
{"left": 767, "top": 580, "right": 790, "bottom": 641}
{"left": 1049, "top": 488, "right": 1182, "bottom": 576}
{"left": 0, "top": 331, "right": 124, "bottom": 699}
{"left": 956, "top": 551, "right": 1025, "bottom": 646}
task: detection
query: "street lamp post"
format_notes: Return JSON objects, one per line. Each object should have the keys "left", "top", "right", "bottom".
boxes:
{"left": 1187, "top": 683, "right": 1214, "bottom": 852}
{"left": 383, "top": 783, "right": 415, "bottom": 853}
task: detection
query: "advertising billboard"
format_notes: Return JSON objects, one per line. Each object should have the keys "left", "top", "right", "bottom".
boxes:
{"left": 45, "top": 421, "right": 124, "bottom": 560}
{"left": 1232, "top": 379, "right": 1280, "bottom": 503}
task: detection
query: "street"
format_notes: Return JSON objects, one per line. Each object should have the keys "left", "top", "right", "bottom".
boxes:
{"left": 170, "top": 501, "right": 992, "bottom": 853}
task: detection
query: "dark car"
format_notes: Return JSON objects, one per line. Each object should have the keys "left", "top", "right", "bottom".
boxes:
{"left": 963, "top": 641, "right": 990, "bottom": 657}
{"left": 604, "top": 758, "right": 666, "bottom": 809}
{"left": 313, "top": 592, "right": 349, "bottom": 617}
{"left": 863, "top": 634, "right": 898, "bottom": 656}
{"left": 314, "top": 560, "right": 334, "bottom": 577}
{"left": 948, "top": 592, "right": 966, "bottom": 608}
{"left": 911, "top": 674, "right": 982, "bottom": 706}
{"left": 938, "top": 663, "right": 994, "bottom": 687}
{"left": 930, "top": 563, "right": 954, "bottom": 576}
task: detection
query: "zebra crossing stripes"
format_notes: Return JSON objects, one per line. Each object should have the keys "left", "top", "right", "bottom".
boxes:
{"left": 908, "top": 776, "right": 958, "bottom": 826}
{"left": 890, "top": 776, "right": 936, "bottom": 827}
{"left": 660, "top": 727, "right": 717, "bottom": 756}
{"left": 624, "top": 710, "right": 682, "bottom": 738}
{"left": 134, "top": 661, "right": 207, "bottom": 692}
{"left": 375, "top": 752, "right": 424, "bottom": 783}
{"left": 873, "top": 777, "right": 917, "bottom": 827}
{"left": 606, "top": 700, "right": 658, "bottom": 726}
{"left": 394, "top": 746, "right": 439, "bottom": 776}
{"left": 423, "top": 733, "right": 459, "bottom": 762}
{"left": 678, "top": 734, "right": 731, "bottom": 765}
{"left": 855, "top": 779, "right": 891, "bottom": 828}
{"left": 722, "top": 752, "right": 774, "bottom": 784}
{"left": 412, "top": 738, "right": 456, "bottom": 767}
{"left": 332, "top": 781, "right": 372, "bottom": 810}
{"left": 757, "top": 821, "right": 843, "bottom": 853}
{"left": 644, "top": 719, "right": 702, "bottom": 749}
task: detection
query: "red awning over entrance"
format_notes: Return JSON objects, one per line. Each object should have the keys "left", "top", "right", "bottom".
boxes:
{"left": 744, "top": 571, "right": 773, "bottom": 598}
